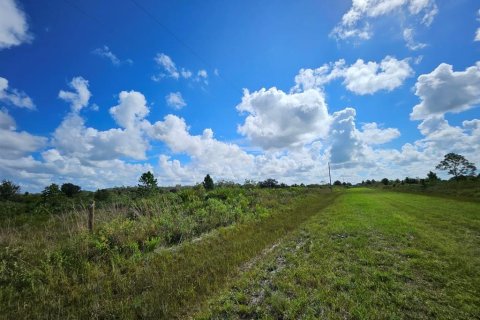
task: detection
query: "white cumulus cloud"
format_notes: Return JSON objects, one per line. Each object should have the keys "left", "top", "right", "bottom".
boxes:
{"left": 236, "top": 88, "right": 330, "bottom": 150}
{"left": 165, "top": 92, "right": 187, "bottom": 109}
{"left": 293, "top": 56, "right": 413, "bottom": 95}
{"left": 109, "top": 90, "right": 149, "bottom": 129}
{"left": 411, "top": 62, "right": 480, "bottom": 120}
{"left": 331, "top": 0, "right": 437, "bottom": 44}
{"left": 0, "top": 109, "right": 46, "bottom": 159}
{"left": 358, "top": 122, "right": 401, "bottom": 144}
{"left": 0, "top": 76, "right": 35, "bottom": 109}
{"left": 0, "top": 0, "right": 32, "bottom": 50}
{"left": 58, "top": 77, "right": 91, "bottom": 112}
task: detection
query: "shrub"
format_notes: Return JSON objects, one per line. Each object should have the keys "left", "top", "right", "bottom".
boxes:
{"left": 61, "top": 183, "right": 81, "bottom": 197}
{"left": 203, "top": 174, "right": 214, "bottom": 191}
{"left": 0, "top": 180, "right": 20, "bottom": 201}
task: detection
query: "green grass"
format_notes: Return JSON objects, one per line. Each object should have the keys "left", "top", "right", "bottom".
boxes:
{"left": 198, "top": 188, "right": 480, "bottom": 319}
{"left": 0, "top": 187, "right": 336, "bottom": 319}
{"left": 381, "top": 179, "right": 480, "bottom": 202}
{"left": 3, "top": 187, "right": 479, "bottom": 319}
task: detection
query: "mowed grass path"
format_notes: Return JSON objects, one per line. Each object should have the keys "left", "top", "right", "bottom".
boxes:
{"left": 199, "top": 188, "right": 480, "bottom": 319}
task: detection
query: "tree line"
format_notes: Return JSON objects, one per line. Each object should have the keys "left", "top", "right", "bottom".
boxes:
{"left": 1, "top": 153, "right": 478, "bottom": 209}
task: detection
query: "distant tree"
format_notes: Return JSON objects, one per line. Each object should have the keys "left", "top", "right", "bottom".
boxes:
{"left": 138, "top": 171, "right": 158, "bottom": 191}
{"left": 94, "top": 189, "right": 110, "bottom": 201}
{"left": 0, "top": 180, "right": 20, "bottom": 200}
{"left": 426, "top": 171, "right": 439, "bottom": 182}
{"left": 333, "top": 180, "right": 342, "bottom": 186}
{"left": 259, "top": 178, "right": 279, "bottom": 188}
{"left": 365, "top": 179, "right": 372, "bottom": 185}
{"left": 436, "top": 153, "right": 477, "bottom": 179}
{"left": 243, "top": 179, "right": 256, "bottom": 189}
{"left": 381, "top": 178, "right": 389, "bottom": 185}
{"left": 42, "top": 183, "right": 61, "bottom": 204}
{"left": 61, "top": 183, "right": 81, "bottom": 197}
{"left": 404, "top": 177, "right": 418, "bottom": 184}
{"left": 203, "top": 174, "right": 214, "bottom": 190}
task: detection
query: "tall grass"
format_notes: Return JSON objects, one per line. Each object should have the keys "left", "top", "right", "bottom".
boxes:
{"left": 0, "top": 186, "right": 334, "bottom": 319}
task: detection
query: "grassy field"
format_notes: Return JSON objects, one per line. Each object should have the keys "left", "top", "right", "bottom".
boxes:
{"left": 0, "top": 187, "right": 336, "bottom": 319}
{"left": 198, "top": 188, "right": 480, "bottom": 319}
{"left": 1, "top": 187, "right": 479, "bottom": 319}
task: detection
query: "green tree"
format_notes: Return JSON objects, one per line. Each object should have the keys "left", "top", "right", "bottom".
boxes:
{"left": 42, "top": 184, "right": 61, "bottom": 202}
{"left": 203, "top": 174, "right": 214, "bottom": 190}
{"left": 139, "top": 171, "right": 157, "bottom": 188}
{"left": 138, "top": 171, "right": 158, "bottom": 195}
{"left": 333, "top": 180, "right": 342, "bottom": 186}
{"left": 61, "top": 183, "right": 81, "bottom": 197}
{"left": 258, "top": 178, "right": 279, "bottom": 188}
{"left": 436, "top": 153, "right": 477, "bottom": 179}
{"left": 381, "top": 178, "right": 389, "bottom": 185}
{"left": 0, "top": 180, "right": 20, "bottom": 200}
{"left": 94, "top": 189, "right": 110, "bottom": 201}
{"left": 427, "top": 171, "right": 439, "bottom": 181}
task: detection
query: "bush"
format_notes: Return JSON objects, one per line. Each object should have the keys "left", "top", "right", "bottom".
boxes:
{"left": 0, "top": 180, "right": 20, "bottom": 201}
{"left": 203, "top": 174, "right": 214, "bottom": 191}
{"left": 61, "top": 183, "right": 81, "bottom": 197}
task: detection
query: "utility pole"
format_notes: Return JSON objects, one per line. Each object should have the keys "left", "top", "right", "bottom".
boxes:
{"left": 328, "top": 162, "right": 332, "bottom": 192}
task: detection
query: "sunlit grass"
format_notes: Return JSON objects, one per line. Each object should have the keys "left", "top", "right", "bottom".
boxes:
{"left": 199, "top": 188, "right": 480, "bottom": 319}
{"left": 0, "top": 187, "right": 336, "bottom": 319}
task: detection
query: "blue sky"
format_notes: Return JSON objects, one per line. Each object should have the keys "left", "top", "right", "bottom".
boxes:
{"left": 0, "top": 0, "right": 479, "bottom": 191}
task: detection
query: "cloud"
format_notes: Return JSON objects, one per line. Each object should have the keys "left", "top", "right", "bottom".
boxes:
{"left": 476, "top": 10, "right": 480, "bottom": 41}
{"left": 341, "top": 57, "right": 414, "bottom": 94}
{"left": 0, "top": 76, "right": 35, "bottom": 109}
{"left": 154, "top": 53, "right": 180, "bottom": 79}
{"left": 293, "top": 56, "right": 413, "bottom": 95}
{"left": 0, "top": 0, "right": 32, "bottom": 50}
{"left": 331, "top": 0, "right": 437, "bottom": 42}
{"left": 52, "top": 113, "right": 149, "bottom": 161}
{"left": 109, "top": 90, "right": 149, "bottom": 129}
{"left": 329, "top": 108, "right": 364, "bottom": 164}
{"left": 1, "top": 65, "right": 478, "bottom": 191}
{"left": 196, "top": 70, "right": 208, "bottom": 84}
{"left": 358, "top": 122, "right": 401, "bottom": 144}
{"left": 411, "top": 62, "right": 480, "bottom": 120}
{"left": 0, "top": 109, "right": 15, "bottom": 130}
{"left": 0, "top": 109, "right": 46, "bottom": 160}
{"left": 236, "top": 88, "right": 330, "bottom": 150}
{"left": 180, "top": 68, "right": 192, "bottom": 79}
{"left": 58, "top": 77, "right": 91, "bottom": 112}
{"left": 92, "top": 45, "right": 132, "bottom": 66}
{"left": 152, "top": 53, "right": 209, "bottom": 84}
{"left": 165, "top": 92, "right": 187, "bottom": 109}
{"left": 403, "top": 28, "right": 426, "bottom": 50}
{"left": 149, "top": 115, "right": 255, "bottom": 183}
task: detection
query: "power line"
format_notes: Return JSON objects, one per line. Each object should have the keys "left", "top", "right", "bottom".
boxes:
{"left": 62, "top": 0, "right": 116, "bottom": 36}
{"left": 63, "top": 0, "right": 241, "bottom": 93}
{"left": 129, "top": 0, "right": 210, "bottom": 69}
{"left": 128, "top": 0, "right": 241, "bottom": 93}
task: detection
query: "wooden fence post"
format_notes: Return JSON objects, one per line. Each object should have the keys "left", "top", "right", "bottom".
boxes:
{"left": 88, "top": 201, "right": 95, "bottom": 232}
